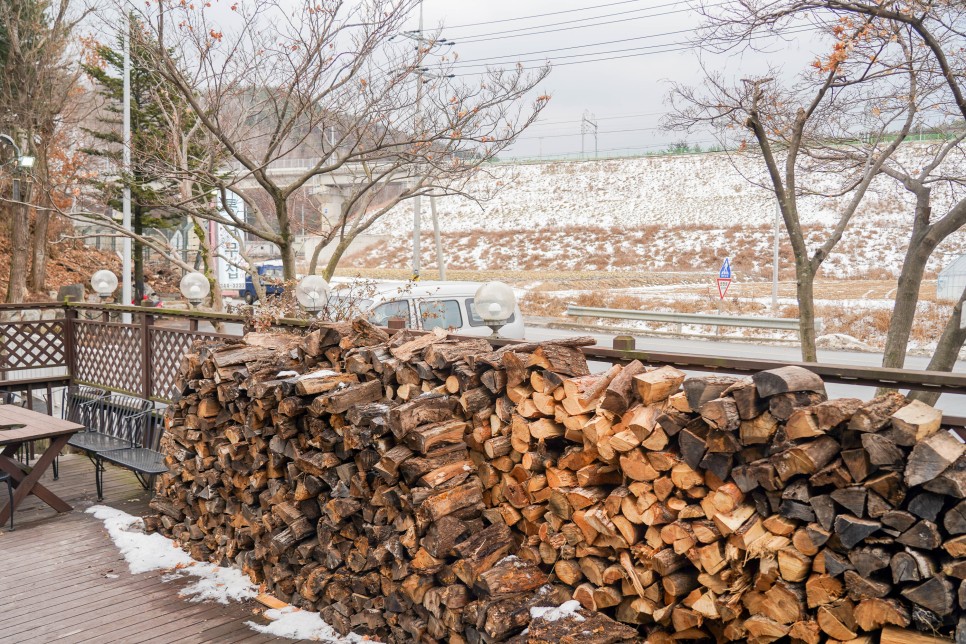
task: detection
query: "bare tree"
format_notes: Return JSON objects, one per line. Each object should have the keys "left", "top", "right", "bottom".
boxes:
{"left": 130, "top": 0, "right": 549, "bottom": 284}
{"left": 0, "top": 0, "right": 89, "bottom": 302}
{"left": 695, "top": 0, "right": 966, "bottom": 392}
{"left": 668, "top": 19, "right": 917, "bottom": 360}
{"left": 825, "top": 128, "right": 966, "bottom": 373}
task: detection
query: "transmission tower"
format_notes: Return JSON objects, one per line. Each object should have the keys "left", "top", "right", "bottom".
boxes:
{"left": 581, "top": 110, "right": 598, "bottom": 159}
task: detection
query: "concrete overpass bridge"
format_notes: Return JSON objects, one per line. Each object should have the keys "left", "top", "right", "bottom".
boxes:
{"left": 226, "top": 158, "right": 407, "bottom": 262}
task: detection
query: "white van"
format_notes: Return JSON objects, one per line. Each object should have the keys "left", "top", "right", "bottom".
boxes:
{"left": 328, "top": 280, "right": 526, "bottom": 340}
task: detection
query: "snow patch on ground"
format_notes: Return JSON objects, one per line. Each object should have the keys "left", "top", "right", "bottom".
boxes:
{"left": 815, "top": 333, "right": 876, "bottom": 352}
{"left": 86, "top": 505, "right": 360, "bottom": 642}
{"left": 246, "top": 607, "right": 369, "bottom": 643}
{"left": 87, "top": 505, "right": 197, "bottom": 574}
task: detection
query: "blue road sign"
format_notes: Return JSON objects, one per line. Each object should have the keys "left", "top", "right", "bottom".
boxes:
{"left": 719, "top": 257, "right": 732, "bottom": 279}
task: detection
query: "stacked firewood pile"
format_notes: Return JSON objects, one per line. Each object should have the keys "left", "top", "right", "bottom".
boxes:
{"left": 148, "top": 320, "right": 966, "bottom": 644}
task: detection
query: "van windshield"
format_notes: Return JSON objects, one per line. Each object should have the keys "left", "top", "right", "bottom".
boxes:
{"left": 368, "top": 300, "right": 411, "bottom": 327}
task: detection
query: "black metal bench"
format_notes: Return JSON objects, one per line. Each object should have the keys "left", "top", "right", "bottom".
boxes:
{"left": 53, "top": 386, "right": 110, "bottom": 479}
{"left": 65, "top": 391, "right": 156, "bottom": 499}
{"left": 97, "top": 408, "right": 168, "bottom": 500}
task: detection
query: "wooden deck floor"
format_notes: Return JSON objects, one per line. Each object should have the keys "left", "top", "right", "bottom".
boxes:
{"left": 0, "top": 454, "right": 302, "bottom": 643}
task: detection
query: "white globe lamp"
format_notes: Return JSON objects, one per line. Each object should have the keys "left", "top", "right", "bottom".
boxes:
{"left": 179, "top": 272, "right": 211, "bottom": 309}
{"left": 296, "top": 275, "right": 330, "bottom": 314}
{"left": 90, "top": 270, "right": 118, "bottom": 303}
{"left": 474, "top": 281, "right": 516, "bottom": 337}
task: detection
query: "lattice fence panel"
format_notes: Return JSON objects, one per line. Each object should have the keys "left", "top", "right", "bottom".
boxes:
{"left": 73, "top": 321, "right": 143, "bottom": 395}
{"left": 0, "top": 319, "right": 66, "bottom": 372}
{"left": 150, "top": 328, "right": 221, "bottom": 401}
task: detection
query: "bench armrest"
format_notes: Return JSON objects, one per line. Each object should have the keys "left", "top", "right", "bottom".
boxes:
{"left": 120, "top": 409, "right": 155, "bottom": 448}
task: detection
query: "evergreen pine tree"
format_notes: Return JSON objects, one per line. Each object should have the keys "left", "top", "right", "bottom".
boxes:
{"left": 82, "top": 18, "right": 185, "bottom": 302}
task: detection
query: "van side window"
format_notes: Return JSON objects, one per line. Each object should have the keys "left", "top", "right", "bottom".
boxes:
{"left": 465, "top": 299, "right": 515, "bottom": 327}
{"left": 369, "top": 300, "right": 410, "bottom": 327}
{"left": 419, "top": 300, "right": 462, "bottom": 331}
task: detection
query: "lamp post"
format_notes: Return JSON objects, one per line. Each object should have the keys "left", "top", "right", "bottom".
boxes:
{"left": 295, "top": 275, "right": 330, "bottom": 316}
{"left": 473, "top": 281, "right": 516, "bottom": 338}
{"left": 121, "top": 13, "right": 133, "bottom": 323}
{"left": 91, "top": 270, "right": 119, "bottom": 303}
{"left": 179, "top": 272, "right": 211, "bottom": 309}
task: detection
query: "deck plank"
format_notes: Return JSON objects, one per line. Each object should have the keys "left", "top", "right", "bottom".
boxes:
{"left": 0, "top": 454, "right": 303, "bottom": 643}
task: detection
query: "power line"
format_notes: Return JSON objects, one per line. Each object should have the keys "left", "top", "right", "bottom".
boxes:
{"left": 449, "top": 25, "right": 816, "bottom": 74}
{"left": 529, "top": 111, "right": 670, "bottom": 127}
{"left": 442, "top": 0, "right": 658, "bottom": 30}
{"left": 449, "top": 36, "right": 703, "bottom": 69}
{"left": 450, "top": 43, "right": 692, "bottom": 75}
{"left": 454, "top": 4, "right": 720, "bottom": 44}
{"left": 450, "top": 27, "right": 695, "bottom": 65}
{"left": 518, "top": 125, "right": 664, "bottom": 141}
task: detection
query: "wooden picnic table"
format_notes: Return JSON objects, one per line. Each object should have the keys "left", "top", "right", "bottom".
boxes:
{"left": 0, "top": 405, "right": 83, "bottom": 525}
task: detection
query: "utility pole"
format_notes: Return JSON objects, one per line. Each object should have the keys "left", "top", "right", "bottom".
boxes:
{"left": 430, "top": 196, "right": 446, "bottom": 280}
{"left": 401, "top": 2, "right": 453, "bottom": 280}
{"left": 121, "top": 12, "right": 132, "bottom": 321}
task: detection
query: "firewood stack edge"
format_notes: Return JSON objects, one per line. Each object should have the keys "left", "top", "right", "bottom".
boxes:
{"left": 146, "top": 320, "right": 966, "bottom": 644}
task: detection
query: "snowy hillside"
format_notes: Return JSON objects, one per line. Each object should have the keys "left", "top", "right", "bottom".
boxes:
{"left": 351, "top": 145, "right": 966, "bottom": 278}
{"left": 369, "top": 144, "right": 966, "bottom": 235}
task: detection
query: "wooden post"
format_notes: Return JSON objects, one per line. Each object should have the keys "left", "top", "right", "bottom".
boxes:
{"left": 612, "top": 335, "right": 635, "bottom": 352}
{"left": 141, "top": 312, "right": 153, "bottom": 399}
{"left": 189, "top": 318, "right": 199, "bottom": 332}
{"left": 64, "top": 306, "right": 77, "bottom": 389}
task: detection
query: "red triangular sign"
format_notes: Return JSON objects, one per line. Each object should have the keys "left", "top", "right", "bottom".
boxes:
{"left": 717, "top": 277, "right": 731, "bottom": 299}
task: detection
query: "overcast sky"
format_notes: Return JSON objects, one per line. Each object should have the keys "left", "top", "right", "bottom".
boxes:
{"left": 418, "top": 0, "right": 818, "bottom": 159}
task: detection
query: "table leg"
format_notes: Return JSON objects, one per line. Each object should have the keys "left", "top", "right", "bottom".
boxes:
{"left": 0, "top": 433, "right": 74, "bottom": 524}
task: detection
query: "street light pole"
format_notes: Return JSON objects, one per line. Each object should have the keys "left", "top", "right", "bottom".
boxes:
{"left": 121, "top": 13, "right": 133, "bottom": 322}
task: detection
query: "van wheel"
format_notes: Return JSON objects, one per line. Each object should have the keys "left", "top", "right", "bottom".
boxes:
{"left": 244, "top": 291, "right": 255, "bottom": 305}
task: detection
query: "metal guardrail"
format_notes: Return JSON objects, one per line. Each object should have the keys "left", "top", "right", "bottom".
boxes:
{"left": 566, "top": 304, "right": 802, "bottom": 332}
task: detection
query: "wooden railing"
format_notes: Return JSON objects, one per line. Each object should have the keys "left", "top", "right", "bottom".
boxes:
{"left": 2, "top": 302, "right": 966, "bottom": 428}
